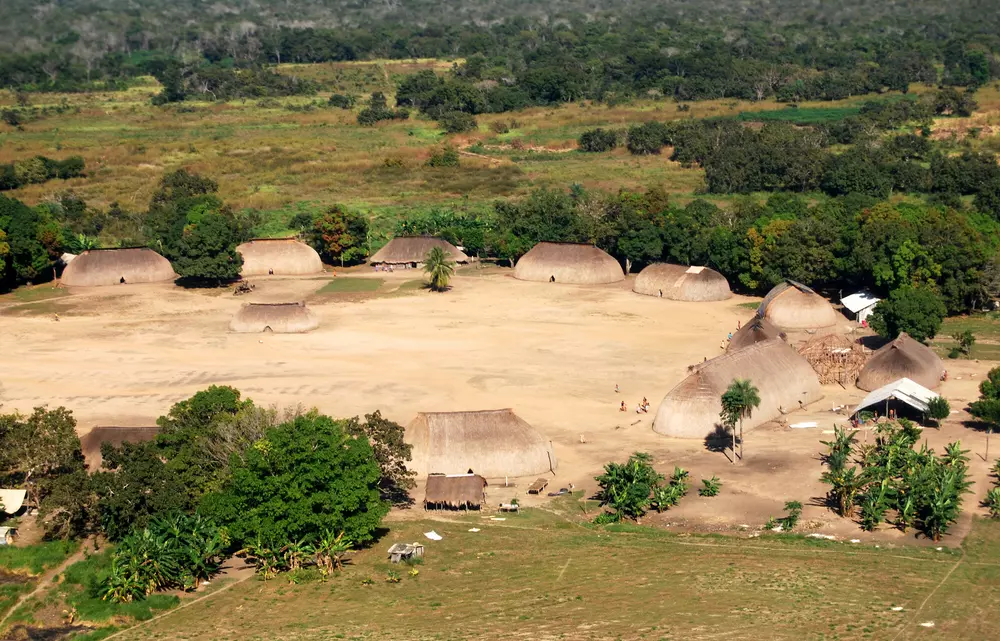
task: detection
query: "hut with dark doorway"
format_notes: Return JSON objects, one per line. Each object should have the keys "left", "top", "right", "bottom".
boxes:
{"left": 237, "top": 238, "right": 323, "bottom": 276}
{"left": 797, "top": 333, "right": 870, "bottom": 386}
{"left": 728, "top": 316, "right": 786, "bottom": 352}
{"left": 856, "top": 333, "right": 945, "bottom": 392}
{"left": 230, "top": 302, "right": 319, "bottom": 333}
{"left": 633, "top": 264, "right": 732, "bottom": 301}
{"left": 758, "top": 280, "right": 838, "bottom": 331}
{"left": 513, "top": 242, "right": 624, "bottom": 285}
{"left": 60, "top": 248, "right": 177, "bottom": 287}
{"left": 370, "top": 236, "right": 469, "bottom": 268}
{"left": 80, "top": 426, "right": 160, "bottom": 469}
{"left": 424, "top": 473, "right": 487, "bottom": 510}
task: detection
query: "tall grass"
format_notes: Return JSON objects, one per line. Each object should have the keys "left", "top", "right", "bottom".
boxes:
{"left": 0, "top": 540, "right": 78, "bottom": 574}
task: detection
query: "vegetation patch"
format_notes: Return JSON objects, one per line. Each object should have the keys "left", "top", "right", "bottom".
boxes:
{"left": 316, "top": 278, "right": 384, "bottom": 294}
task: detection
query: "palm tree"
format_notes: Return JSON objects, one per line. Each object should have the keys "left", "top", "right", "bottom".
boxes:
{"left": 423, "top": 246, "right": 455, "bottom": 292}
{"left": 719, "top": 379, "right": 761, "bottom": 462}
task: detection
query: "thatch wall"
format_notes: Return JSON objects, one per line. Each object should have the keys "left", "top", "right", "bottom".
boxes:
{"left": 407, "top": 409, "right": 556, "bottom": 478}
{"left": 653, "top": 338, "right": 823, "bottom": 439}
{"left": 797, "top": 334, "right": 869, "bottom": 385}
{"left": 758, "top": 280, "right": 838, "bottom": 330}
{"left": 633, "top": 264, "right": 732, "bottom": 301}
{"left": 857, "top": 333, "right": 945, "bottom": 391}
{"left": 81, "top": 426, "right": 160, "bottom": 469}
{"left": 230, "top": 302, "right": 319, "bottom": 333}
{"left": 513, "top": 242, "right": 624, "bottom": 284}
{"left": 237, "top": 239, "right": 323, "bottom": 276}
{"left": 728, "top": 316, "right": 786, "bottom": 352}
{"left": 424, "top": 474, "right": 487, "bottom": 509}
{"left": 370, "top": 237, "right": 469, "bottom": 265}
{"left": 60, "top": 248, "right": 177, "bottom": 287}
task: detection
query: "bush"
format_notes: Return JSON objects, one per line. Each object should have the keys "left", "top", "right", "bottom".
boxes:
{"left": 490, "top": 120, "right": 510, "bottom": 134}
{"left": 328, "top": 94, "right": 356, "bottom": 109}
{"left": 927, "top": 396, "right": 951, "bottom": 424}
{"left": 357, "top": 107, "right": 409, "bottom": 127}
{"left": 626, "top": 121, "right": 671, "bottom": 155}
{"left": 13, "top": 156, "right": 48, "bottom": 184}
{"left": 578, "top": 128, "right": 618, "bottom": 152}
{"left": 427, "top": 146, "right": 460, "bottom": 168}
{"left": 437, "top": 111, "right": 478, "bottom": 134}
{"left": 699, "top": 476, "right": 722, "bottom": 497}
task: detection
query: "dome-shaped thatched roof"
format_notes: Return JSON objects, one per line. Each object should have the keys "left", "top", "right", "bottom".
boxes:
{"left": 81, "top": 426, "right": 160, "bottom": 469}
{"left": 407, "top": 409, "right": 556, "bottom": 478}
{"left": 60, "top": 248, "right": 177, "bottom": 287}
{"left": 653, "top": 338, "right": 823, "bottom": 439}
{"left": 369, "top": 236, "right": 469, "bottom": 265}
{"left": 728, "top": 316, "right": 786, "bottom": 352}
{"left": 237, "top": 238, "right": 323, "bottom": 276}
{"left": 513, "top": 242, "right": 624, "bottom": 284}
{"left": 230, "top": 302, "right": 319, "bottom": 333}
{"left": 633, "top": 263, "right": 732, "bottom": 301}
{"left": 857, "top": 333, "right": 945, "bottom": 392}
{"left": 758, "top": 280, "right": 838, "bottom": 330}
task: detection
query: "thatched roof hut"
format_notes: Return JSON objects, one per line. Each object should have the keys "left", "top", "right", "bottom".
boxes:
{"left": 60, "top": 248, "right": 177, "bottom": 287}
{"left": 758, "top": 280, "right": 838, "bottom": 330}
{"left": 80, "top": 426, "right": 160, "bottom": 469}
{"left": 237, "top": 238, "right": 323, "bottom": 276}
{"left": 797, "top": 334, "right": 870, "bottom": 385}
{"left": 857, "top": 333, "right": 945, "bottom": 392}
{"left": 633, "top": 264, "right": 732, "bottom": 301}
{"left": 653, "top": 338, "right": 823, "bottom": 439}
{"left": 514, "top": 242, "right": 624, "bottom": 284}
{"left": 370, "top": 237, "right": 469, "bottom": 266}
{"left": 407, "top": 409, "right": 556, "bottom": 478}
{"left": 728, "top": 316, "right": 786, "bottom": 352}
{"left": 424, "top": 474, "right": 487, "bottom": 509}
{"left": 230, "top": 302, "right": 319, "bottom": 333}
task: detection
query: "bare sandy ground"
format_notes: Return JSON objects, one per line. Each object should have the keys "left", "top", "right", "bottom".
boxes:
{"left": 2, "top": 268, "right": 995, "bottom": 546}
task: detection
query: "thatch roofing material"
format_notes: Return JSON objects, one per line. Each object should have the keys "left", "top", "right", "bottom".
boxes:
{"left": 633, "top": 264, "right": 732, "bottom": 301}
{"left": 514, "top": 242, "right": 624, "bottom": 284}
{"left": 370, "top": 237, "right": 469, "bottom": 265}
{"left": 407, "top": 409, "right": 556, "bottom": 478}
{"left": 857, "top": 333, "right": 945, "bottom": 392}
{"left": 653, "top": 338, "right": 823, "bottom": 439}
{"left": 758, "top": 280, "right": 838, "bottom": 330}
{"left": 80, "top": 426, "right": 160, "bottom": 469}
{"left": 230, "top": 302, "right": 319, "bottom": 333}
{"left": 424, "top": 474, "right": 487, "bottom": 508}
{"left": 60, "top": 248, "right": 177, "bottom": 287}
{"left": 728, "top": 316, "right": 786, "bottom": 352}
{"left": 237, "top": 239, "right": 323, "bottom": 276}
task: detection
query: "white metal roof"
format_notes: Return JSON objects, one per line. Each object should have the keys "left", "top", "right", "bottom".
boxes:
{"left": 841, "top": 291, "right": 880, "bottom": 313}
{"left": 0, "top": 489, "right": 26, "bottom": 514}
{"left": 852, "top": 377, "right": 939, "bottom": 415}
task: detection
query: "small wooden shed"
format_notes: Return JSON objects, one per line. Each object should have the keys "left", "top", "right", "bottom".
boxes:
{"left": 424, "top": 473, "right": 488, "bottom": 510}
{"left": 387, "top": 542, "right": 425, "bottom": 563}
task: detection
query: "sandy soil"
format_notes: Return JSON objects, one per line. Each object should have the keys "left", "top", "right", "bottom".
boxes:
{"left": 2, "top": 268, "right": 995, "bottom": 546}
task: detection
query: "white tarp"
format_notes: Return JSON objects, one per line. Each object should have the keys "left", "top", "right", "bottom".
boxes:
{"left": 852, "top": 377, "right": 939, "bottom": 416}
{"left": 0, "top": 489, "right": 26, "bottom": 514}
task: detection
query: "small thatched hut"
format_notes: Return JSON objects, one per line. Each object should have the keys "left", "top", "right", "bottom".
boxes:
{"left": 230, "top": 302, "right": 319, "bottom": 333}
{"left": 758, "top": 280, "right": 838, "bottom": 330}
{"left": 80, "top": 426, "right": 160, "bottom": 469}
{"left": 370, "top": 237, "right": 469, "bottom": 267}
{"left": 60, "top": 248, "right": 177, "bottom": 287}
{"left": 633, "top": 264, "right": 732, "bottom": 301}
{"left": 424, "top": 473, "right": 488, "bottom": 510}
{"left": 513, "top": 242, "right": 624, "bottom": 284}
{"left": 237, "top": 238, "right": 323, "bottom": 276}
{"left": 406, "top": 409, "right": 556, "bottom": 478}
{"left": 653, "top": 338, "right": 823, "bottom": 439}
{"left": 857, "top": 333, "right": 945, "bottom": 392}
{"left": 797, "top": 334, "right": 870, "bottom": 385}
{"left": 728, "top": 316, "right": 786, "bottom": 352}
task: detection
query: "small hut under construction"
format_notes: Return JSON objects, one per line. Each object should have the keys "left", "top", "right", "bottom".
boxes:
{"left": 633, "top": 264, "right": 732, "bottom": 301}
{"left": 237, "top": 238, "right": 323, "bottom": 276}
{"left": 370, "top": 237, "right": 469, "bottom": 267}
{"left": 758, "top": 280, "right": 838, "bottom": 331}
{"left": 80, "top": 426, "right": 160, "bottom": 469}
{"left": 230, "top": 302, "right": 319, "bottom": 333}
{"left": 424, "top": 473, "right": 487, "bottom": 510}
{"left": 60, "top": 248, "right": 177, "bottom": 287}
{"left": 728, "top": 316, "right": 786, "bottom": 352}
{"left": 653, "top": 338, "right": 823, "bottom": 439}
{"left": 406, "top": 409, "right": 556, "bottom": 478}
{"left": 797, "top": 334, "right": 870, "bottom": 386}
{"left": 857, "top": 333, "right": 945, "bottom": 392}
{"left": 514, "top": 242, "right": 624, "bottom": 284}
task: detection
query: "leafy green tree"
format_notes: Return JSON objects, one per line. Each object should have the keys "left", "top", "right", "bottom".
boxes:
{"left": 594, "top": 452, "right": 663, "bottom": 522}
{"left": 927, "top": 396, "right": 951, "bottom": 426}
{"left": 626, "top": 121, "right": 670, "bottom": 155}
{"left": 307, "top": 205, "right": 369, "bottom": 266}
{"left": 436, "top": 111, "right": 477, "bottom": 134}
{"left": 868, "top": 285, "right": 947, "bottom": 342}
{"left": 172, "top": 211, "right": 244, "bottom": 282}
{"left": 969, "top": 367, "right": 1000, "bottom": 460}
{"left": 720, "top": 379, "right": 761, "bottom": 462}
{"left": 344, "top": 411, "right": 415, "bottom": 506}
{"left": 423, "top": 246, "right": 455, "bottom": 291}
{"left": 952, "top": 330, "right": 975, "bottom": 357}
{"left": 578, "top": 128, "right": 618, "bottom": 152}
{"left": 0, "top": 406, "right": 84, "bottom": 508}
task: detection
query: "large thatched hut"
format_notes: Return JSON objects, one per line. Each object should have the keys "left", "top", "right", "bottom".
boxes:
{"left": 230, "top": 302, "right": 319, "bottom": 333}
{"left": 80, "top": 426, "right": 160, "bottom": 469}
{"left": 857, "top": 333, "right": 945, "bottom": 392}
{"left": 406, "top": 409, "right": 556, "bottom": 478}
{"left": 653, "top": 338, "right": 823, "bottom": 439}
{"left": 633, "top": 264, "right": 732, "bottom": 301}
{"left": 370, "top": 236, "right": 469, "bottom": 267}
{"left": 728, "top": 316, "right": 786, "bottom": 352}
{"left": 424, "top": 474, "right": 488, "bottom": 510}
{"left": 60, "top": 248, "right": 177, "bottom": 287}
{"left": 758, "top": 280, "right": 838, "bottom": 330}
{"left": 237, "top": 238, "right": 323, "bottom": 276}
{"left": 513, "top": 242, "right": 624, "bottom": 284}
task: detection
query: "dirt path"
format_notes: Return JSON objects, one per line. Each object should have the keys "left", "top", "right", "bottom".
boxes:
{"left": 0, "top": 540, "right": 93, "bottom": 630}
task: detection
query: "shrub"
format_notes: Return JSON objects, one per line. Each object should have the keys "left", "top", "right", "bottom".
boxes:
{"left": 927, "top": 396, "right": 951, "bottom": 424}
{"left": 490, "top": 120, "right": 510, "bottom": 134}
{"left": 13, "top": 156, "right": 48, "bottom": 184}
{"left": 328, "top": 94, "right": 356, "bottom": 109}
{"left": 578, "top": 128, "right": 618, "bottom": 152}
{"left": 626, "top": 121, "right": 671, "bottom": 155}
{"left": 427, "top": 146, "right": 460, "bottom": 168}
{"left": 699, "top": 476, "right": 722, "bottom": 497}
{"left": 437, "top": 111, "right": 478, "bottom": 134}
{"left": 986, "top": 487, "right": 1000, "bottom": 518}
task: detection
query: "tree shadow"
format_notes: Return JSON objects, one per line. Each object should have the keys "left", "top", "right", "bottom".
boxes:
{"left": 174, "top": 276, "right": 239, "bottom": 289}
{"left": 858, "top": 335, "right": 891, "bottom": 351}
{"left": 703, "top": 424, "right": 736, "bottom": 453}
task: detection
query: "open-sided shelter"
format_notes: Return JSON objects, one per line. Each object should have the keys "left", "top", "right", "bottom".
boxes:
{"left": 237, "top": 238, "right": 323, "bottom": 276}
{"left": 370, "top": 236, "right": 469, "bottom": 267}
{"left": 758, "top": 280, "right": 838, "bottom": 330}
{"left": 513, "top": 242, "right": 624, "bottom": 284}
{"left": 852, "top": 377, "right": 940, "bottom": 421}
{"left": 633, "top": 264, "right": 732, "bottom": 301}
{"left": 80, "top": 426, "right": 160, "bottom": 469}
{"left": 857, "top": 333, "right": 945, "bottom": 392}
{"left": 424, "top": 473, "right": 487, "bottom": 510}
{"left": 653, "top": 338, "right": 823, "bottom": 439}
{"left": 728, "top": 316, "right": 786, "bottom": 352}
{"left": 60, "top": 248, "right": 177, "bottom": 287}
{"left": 407, "top": 409, "right": 556, "bottom": 478}
{"left": 230, "top": 302, "right": 319, "bottom": 333}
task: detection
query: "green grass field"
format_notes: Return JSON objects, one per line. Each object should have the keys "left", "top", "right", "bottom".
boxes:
{"left": 935, "top": 313, "right": 1000, "bottom": 361}
{"left": 316, "top": 277, "right": 384, "bottom": 294}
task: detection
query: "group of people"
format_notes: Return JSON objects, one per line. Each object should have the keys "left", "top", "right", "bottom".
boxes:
{"left": 719, "top": 319, "right": 743, "bottom": 351}
{"left": 616, "top": 385, "right": 650, "bottom": 414}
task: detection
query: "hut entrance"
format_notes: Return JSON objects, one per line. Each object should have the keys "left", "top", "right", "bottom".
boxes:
{"left": 119, "top": 276, "right": 126, "bottom": 284}
{"left": 262, "top": 326, "right": 272, "bottom": 333}
{"left": 658, "top": 289, "right": 663, "bottom": 297}
{"left": 549, "top": 275, "right": 556, "bottom": 283}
